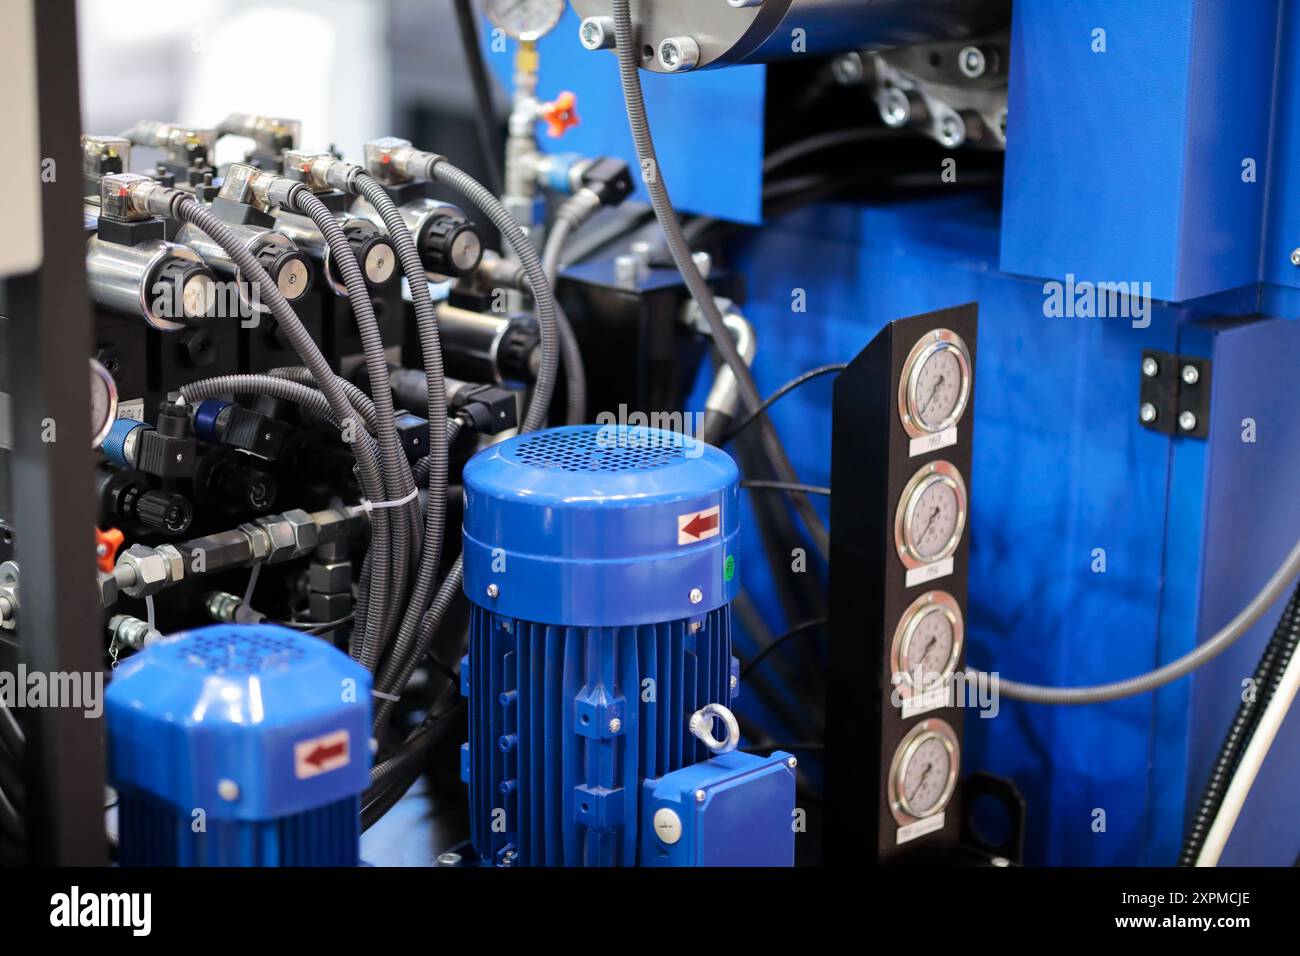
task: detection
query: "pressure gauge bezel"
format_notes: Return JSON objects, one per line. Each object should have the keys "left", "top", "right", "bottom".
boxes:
{"left": 89, "top": 357, "right": 119, "bottom": 450}
{"left": 894, "top": 460, "right": 968, "bottom": 569}
{"left": 888, "top": 718, "right": 960, "bottom": 825}
{"left": 485, "top": 0, "right": 565, "bottom": 41}
{"left": 898, "top": 328, "right": 972, "bottom": 439}
{"left": 890, "top": 590, "right": 963, "bottom": 697}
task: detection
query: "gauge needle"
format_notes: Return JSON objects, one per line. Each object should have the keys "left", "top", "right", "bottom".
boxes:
{"left": 911, "top": 763, "right": 933, "bottom": 798}
{"left": 919, "top": 635, "right": 937, "bottom": 666}
{"left": 918, "top": 506, "right": 941, "bottom": 543}
{"left": 921, "top": 374, "right": 946, "bottom": 414}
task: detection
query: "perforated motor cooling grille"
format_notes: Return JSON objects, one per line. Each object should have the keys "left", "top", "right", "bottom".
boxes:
{"left": 181, "top": 630, "right": 306, "bottom": 674}
{"left": 510, "top": 429, "right": 686, "bottom": 473}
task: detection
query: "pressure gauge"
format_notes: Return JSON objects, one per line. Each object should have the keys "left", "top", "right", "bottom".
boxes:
{"left": 89, "top": 357, "right": 118, "bottom": 450}
{"left": 899, "top": 328, "right": 971, "bottom": 438}
{"left": 485, "top": 0, "right": 565, "bottom": 41}
{"left": 888, "top": 718, "right": 960, "bottom": 825}
{"left": 895, "top": 460, "right": 967, "bottom": 568}
{"left": 891, "top": 591, "right": 963, "bottom": 696}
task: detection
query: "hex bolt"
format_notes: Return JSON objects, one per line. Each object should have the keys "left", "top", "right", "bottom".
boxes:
{"left": 1181, "top": 364, "right": 1200, "bottom": 385}
{"left": 1142, "top": 356, "right": 1159, "bottom": 378}
{"left": 486, "top": 583, "right": 499, "bottom": 600}
{"left": 578, "top": 16, "right": 617, "bottom": 51}
{"left": 614, "top": 253, "right": 641, "bottom": 287}
{"left": 659, "top": 36, "right": 701, "bottom": 73}
{"left": 689, "top": 587, "right": 704, "bottom": 605}
{"left": 1139, "top": 402, "right": 1158, "bottom": 424}
{"left": 1179, "top": 410, "right": 1198, "bottom": 432}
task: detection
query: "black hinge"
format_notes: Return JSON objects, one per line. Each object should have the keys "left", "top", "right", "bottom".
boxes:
{"left": 1138, "top": 350, "right": 1211, "bottom": 438}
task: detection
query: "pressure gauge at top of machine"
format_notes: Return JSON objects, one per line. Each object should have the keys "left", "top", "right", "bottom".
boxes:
{"left": 895, "top": 460, "right": 967, "bottom": 568}
{"left": 90, "top": 357, "right": 119, "bottom": 450}
{"left": 891, "top": 590, "right": 963, "bottom": 696}
{"left": 898, "top": 328, "right": 971, "bottom": 439}
{"left": 888, "top": 718, "right": 960, "bottom": 825}
{"left": 485, "top": 0, "right": 565, "bottom": 41}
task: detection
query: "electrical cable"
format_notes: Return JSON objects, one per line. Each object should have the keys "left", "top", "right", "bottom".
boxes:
{"left": 610, "top": 0, "right": 830, "bottom": 561}
{"left": 452, "top": 0, "right": 504, "bottom": 197}
{"left": 742, "top": 480, "right": 831, "bottom": 497}
{"left": 1195, "top": 632, "right": 1300, "bottom": 866}
{"left": 0, "top": 699, "right": 23, "bottom": 765}
{"left": 720, "top": 363, "right": 848, "bottom": 445}
{"left": 0, "top": 776, "right": 23, "bottom": 843}
{"left": 1179, "top": 582, "right": 1300, "bottom": 865}
{"left": 973, "top": 537, "right": 1300, "bottom": 704}
{"left": 741, "top": 618, "right": 830, "bottom": 680}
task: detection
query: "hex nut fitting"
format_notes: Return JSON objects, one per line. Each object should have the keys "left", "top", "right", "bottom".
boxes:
{"left": 118, "top": 544, "right": 173, "bottom": 598}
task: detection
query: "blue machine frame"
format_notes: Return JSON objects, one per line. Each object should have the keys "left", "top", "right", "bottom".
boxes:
{"left": 499, "top": 1, "right": 1300, "bottom": 865}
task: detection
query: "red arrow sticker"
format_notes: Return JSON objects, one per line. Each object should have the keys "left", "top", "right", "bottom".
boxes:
{"left": 678, "top": 505, "right": 721, "bottom": 545}
{"left": 294, "top": 729, "right": 351, "bottom": 779}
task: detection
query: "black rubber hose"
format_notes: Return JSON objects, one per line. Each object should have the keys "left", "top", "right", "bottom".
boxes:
{"left": 354, "top": 174, "right": 452, "bottom": 684}
{"left": 610, "top": 0, "right": 829, "bottom": 560}
{"left": 291, "top": 189, "right": 416, "bottom": 665}
{"left": 0, "top": 742, "right": 24, "bottom": 813}
{"left": 0, "top": 777, "right": 23, "bottom": 844}
{"left": 451, "top": 0, "right": 504, "bottom": 197}
{"left": 172, "top": 194, "right": 396, "bottom": 662}
{"left": 0, "top": 700, "right": 23, "bottom": 765}
{"left": 1178, "top": 582, "right": 1300, "bottom": 865}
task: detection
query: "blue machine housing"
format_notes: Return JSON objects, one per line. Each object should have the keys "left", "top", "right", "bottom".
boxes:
{"left": 461, "top": 425, "right": 791, "bottom": 866}
{"left": 107, "top": 624, "right": 372, "bottom": 866}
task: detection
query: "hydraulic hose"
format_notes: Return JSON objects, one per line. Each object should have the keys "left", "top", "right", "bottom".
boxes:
{"left": 353, "top": 173, "right": 453, "bottom": 683}
{"left": 609, "top": 0, "right": 829, "bottom": 559}
{"left": 290, "top": 189, "right": 416, "bottom": 667}
{"left": 542, "top": 193, "right": 595, "bottom": 424}
{"left": 171, "top": 195, "right": 395, "bottom": 658}
{"left": 973, "top": 537, "right": 1300, "bottom": 704}
{"left": 181, "top": 372, "right": 377, "bottom": 434}
{"left": 1179, "top": 582, "right": 1300, "bottom": 865}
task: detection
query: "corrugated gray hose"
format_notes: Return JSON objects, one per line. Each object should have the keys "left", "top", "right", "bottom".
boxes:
{"left": 972, "top": 537, "right": 1300, "bottom": 704}
{"left": 371, "top": 159, "right": 561, "bottom": 729}
{"left": 353, "top": 173, "right": 454, "bottom": 682}
{"left": 610, "top": 0, "right": 829, "bottom": 560}
{"left": 172, "top": 195, "right": 396, "bottom": 652}
{"left": 290, "top": 189, "right": 416, "bottom": 668}
{"left": 541, "top": 195, "right": 592, "bottom": 424}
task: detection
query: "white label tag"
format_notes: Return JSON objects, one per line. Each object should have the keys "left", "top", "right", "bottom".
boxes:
{"left": 909, "top": 426, "right": 958, "bottom": 458}
{"left": 678, "top": 505, "right": 720, "bottom": 545}
{"left": 906, "top": 556, "right": 953, "bottom": 588}
{"left": 901, "top": 684, "right": 953, "bottom": 719}
{"left": 294, "top": 729, "right": 351, "bottom": 779}
{"left": 117, "top": 399, "right": 145, "bottom": 422}
{"left": 897, "top": 811, "right": 945, "bottom": 845}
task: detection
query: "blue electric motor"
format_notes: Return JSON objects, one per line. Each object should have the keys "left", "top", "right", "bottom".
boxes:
{"left": 107, "top": 624, "right": 372, "bottom": 866}
{"left": 461, "top": 424, "right": 795, "bottom": 866}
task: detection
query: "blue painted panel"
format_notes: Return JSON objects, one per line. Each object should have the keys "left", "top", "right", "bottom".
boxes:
{"left": 1001, "top": 0, "right": 1278, "bottom": 302}
{"left": 1184, "top": 316, "right": 1300, "bottom": 866}
{"left": 484, "top": 8, "right": 766, "bottom": 223}
{"left": 1261, "top": 2, "right": 1300, "bottom": 289}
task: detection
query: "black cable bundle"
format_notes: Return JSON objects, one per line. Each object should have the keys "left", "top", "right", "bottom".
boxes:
{"left": 1178, "top": 581, "right": 1300, "bottom": 865}
{"left": 0, "top": 698, "right": 26, "bottom": 863}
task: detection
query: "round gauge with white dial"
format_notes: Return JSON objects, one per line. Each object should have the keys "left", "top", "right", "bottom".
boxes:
{"left": 898, "top": 328, "right": 971, "bottom": 438}
{"left": 89, "top": 357, "right": 118, "bottom": 449}
{"left": 891, "top": 591, "right": 963, "bottom": 695}
{"left": 895, "top": 460, "right": 967, "bottom": 568}
{"left": 888, "top": 718, "right": 960, "bottom": 824}
{"left": 485, "top": 0, "right": 565, "bottom": 41}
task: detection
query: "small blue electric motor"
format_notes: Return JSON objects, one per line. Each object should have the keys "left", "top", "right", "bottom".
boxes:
{"left": 107, "top": 624, "right": 372, "bottom": 866}
{"left": 461, "top": 424, "right": 795, "bottom": 866}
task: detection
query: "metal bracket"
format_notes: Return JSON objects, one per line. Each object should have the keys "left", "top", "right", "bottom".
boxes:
{"left": 1138, "top": 350, "right": 1211, "bottom": 438}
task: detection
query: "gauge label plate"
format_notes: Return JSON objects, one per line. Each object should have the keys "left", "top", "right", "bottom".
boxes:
{"left": 901, "top": 684, "right": 952, "bottom": 719}
{"left": 905, "top": 556, "right": 953, "bottom": 588}
{"left": 117, "top": 398, "right": 146, "bottom": 422}
{"left": 909, "top": 425, "right": 957, "bottom": 458}
{"left": 896, "top": 811, "right": 945, "bottom": 845}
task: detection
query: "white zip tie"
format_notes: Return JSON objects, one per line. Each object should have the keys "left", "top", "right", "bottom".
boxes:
{"left": 359, "top": 487, "right": 420, "bottom": 512}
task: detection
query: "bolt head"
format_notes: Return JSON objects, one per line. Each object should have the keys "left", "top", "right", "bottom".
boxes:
{"left": 217, "top": 779, "right": 240, "bottom": 802}
{"left": 1142, "top": 356, "right": 1159, "bottom": 378}
{"left": 730, "top": 674, "right": 739, "bottom": 692}
{"left": 881, "top": 87, "right": 911, "bottom": 127}
{"left": 1139, "top": 402, "right": 1158, "bottom": 424}
{"left": 1291, "top": 248, "right": 1300, "bottom": 266}
{"left": 608, "top": 717, "right": 622, "bottom": 734}
{"left": 689, "top": 587, "right": 704, "bottom": 605}
{"left": 1181, "top": 364, "right": 1200, "bottom": 385}
{"left": 959, "top": 46, "right": 987, "bottom": 78}
{"left": 486, "top": 583, "right": 499, "bottom": 599}
{"left": 787, "top": 756, "right": 798, "bottom": 769}
{"left": 694, "top": 788, "right": 707, "bottom": 803}
{"left": 1178, "top": 410, "right": 1198, "bottom": 432}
